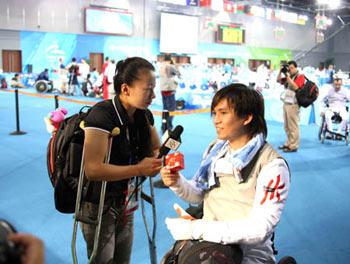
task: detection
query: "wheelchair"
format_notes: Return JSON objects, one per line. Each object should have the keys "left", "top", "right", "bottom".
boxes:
{"left": 318, "top": 109, "right": 349, "bottom": 145}
{"left": 34, "top": 80, "right": 54, "bottom": 93}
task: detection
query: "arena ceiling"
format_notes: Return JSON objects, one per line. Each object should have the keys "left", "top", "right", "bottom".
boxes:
{"left": 261, "top": 0, "right": 350, "bottom": 17}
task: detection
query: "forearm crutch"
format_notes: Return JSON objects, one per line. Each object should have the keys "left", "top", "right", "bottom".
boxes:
{"left": 71, "top": 129, "right": 116, "bottom": 264}
{"left": 140, "top": 177, "right": 158, "bottom": 264}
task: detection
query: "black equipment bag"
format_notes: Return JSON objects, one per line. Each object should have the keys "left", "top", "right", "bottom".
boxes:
{"left": 162, "top": 240, "right": 243, "bottom": 264}
{"left": 295, "top": 76, "right": 318, "bottom": 108}
{"left": 47, "top": 106, "right": 91, "bottom": 213}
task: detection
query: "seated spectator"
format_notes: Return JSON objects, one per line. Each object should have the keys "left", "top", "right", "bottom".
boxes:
{"left": 10, "top": 73, "right": 26, "bottom": 88}
{"left": 0, "top": 78, "right": 7, "bottom": 89}
{"left": 81, "top": 73, "right": 94, "bottom": 97}
{"left": 320, "top": 77, "right": 350, "bottom": 136}
{"left": 92, "top": 73, "right": 103, "bottom": 98}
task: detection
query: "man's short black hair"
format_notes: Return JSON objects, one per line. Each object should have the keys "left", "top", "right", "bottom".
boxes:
{"left": 288, "top": 60, "right": 297, "bottom": 68}
{"left": 211, "top": 83, "right": 267, "bottom": 138}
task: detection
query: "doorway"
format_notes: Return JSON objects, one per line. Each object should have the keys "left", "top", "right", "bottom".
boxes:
{"left": 89, "top": 53, "right": 104, "bottom": 74}
{"left": 2, "top": 50, "right": 22, "bottom": 72}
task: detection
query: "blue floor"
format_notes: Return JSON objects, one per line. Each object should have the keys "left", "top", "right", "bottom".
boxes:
{"left": 1, "top": 89, "right": 350, "bottom": 263}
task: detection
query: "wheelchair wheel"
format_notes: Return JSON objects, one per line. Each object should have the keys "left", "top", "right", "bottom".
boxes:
{"left": 35, "top": 80, "right": 48, "bottom": 93}
{"left": 278, "top": 256, "right": 297, "bottom": 264}
{"left": 319, "top": 117, "right": 326, "bottom": 143}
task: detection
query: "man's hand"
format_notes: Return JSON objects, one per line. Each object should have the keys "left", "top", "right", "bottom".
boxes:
{"left": 160, "top": 166, "right": 180, "bottom": 187}
{"left": 165, "top": 217, "right": 194, "bottom": 240}
{"left": 174, "top": 203, "right": 195, "bottom": 220}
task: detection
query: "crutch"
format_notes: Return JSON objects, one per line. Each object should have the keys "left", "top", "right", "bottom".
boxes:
{"left": 71, "top": 127, "right": 117, "bottom": 264}
{"left": 140, "top": 177, "right": 158, "bottom": 264}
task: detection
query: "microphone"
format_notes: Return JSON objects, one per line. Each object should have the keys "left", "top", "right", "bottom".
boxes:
{"left": 138, "top": 125, "right": 183, "bottom": 185}
{"left": 157, "top": 125, "right": 184, "bottom": 158}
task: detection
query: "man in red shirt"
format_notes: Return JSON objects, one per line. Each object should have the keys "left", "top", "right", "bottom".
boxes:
{"left": 102, "top": 57, "right": 110, "bottom": 100}
{"left": 277, "top": 60, "right": 305, "bottom": 152}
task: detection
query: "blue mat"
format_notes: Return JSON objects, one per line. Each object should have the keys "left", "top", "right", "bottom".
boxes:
{"left": 1, "top": 90, "right": 350, "bottom": 264}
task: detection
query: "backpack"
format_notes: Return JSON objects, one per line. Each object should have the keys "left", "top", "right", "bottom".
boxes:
{"left": 69, "top": 64, "right": 79, "bottom": 75}
{"left": 47, "top": 106, "right": 91, "bottom": 213}
{"left": 295, "top": 76, "right": 319, "bottom": 108}
{"left": 161, "top": 240, "right": 243, "bottom": 264}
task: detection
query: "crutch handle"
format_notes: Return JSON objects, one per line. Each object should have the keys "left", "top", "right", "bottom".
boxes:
{"left": 75, "top": 215, "right": 97, "bottom": 226}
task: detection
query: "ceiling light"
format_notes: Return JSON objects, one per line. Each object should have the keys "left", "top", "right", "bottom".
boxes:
{"left": 328, "top": 0, "right": 340, "bottom": 9}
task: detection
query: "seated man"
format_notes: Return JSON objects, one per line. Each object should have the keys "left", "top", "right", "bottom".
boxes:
{"left": 37, "top": 69, "right": 53, "bottom": 86}
{"left": 161, "top": 84, "right": 291, "bottom": 263}
{"left": 320, "top": 77, "right": 350, "bottom": 136}
{"left": 10, "top": 73, "right": 26, "bottom": 88}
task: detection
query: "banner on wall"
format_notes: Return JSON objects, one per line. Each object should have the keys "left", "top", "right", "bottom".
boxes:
{"left": 85, "top": 8, "right": 133, "bottom": 36}
{"left": 91, "top": 0, "right": 130, "bottom": 10}
{"left": 187, "top": 0, "right": 199, "bottom": 6}
{"left": 158, "top": 0, "right": 187, "bottom": 5}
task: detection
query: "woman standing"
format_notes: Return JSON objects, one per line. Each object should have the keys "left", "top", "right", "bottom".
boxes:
{"left": 81, "top": 57, "right": 162, "bottom": 263}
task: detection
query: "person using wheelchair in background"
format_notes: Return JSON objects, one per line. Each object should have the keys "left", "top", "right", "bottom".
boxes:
{"left": 319, "top": 76, "right": 350, "bottom": 144}
{"left": 35, "top": 68, "right": 54, "bottom": 93}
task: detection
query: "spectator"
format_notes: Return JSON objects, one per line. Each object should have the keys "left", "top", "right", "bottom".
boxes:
{"left": 57, "top": 57, "right": 68, "bottom": 94}
{"left": 66, "top": 58, "right": 79, "bottom": 95}
{"left": 10, "top": 73, "right": 26, "bottom": 88}
{"left": 159, "top": 55, "right": 179, "bottom": 133}
{"left": 102, "top": 57, "right": 110, "bottom": 100}
{"left": 104, "top": 59, "right": 116, "bottom": 99}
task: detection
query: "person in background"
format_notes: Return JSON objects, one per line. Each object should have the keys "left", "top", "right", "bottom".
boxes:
{"left": 57, "top": 57, "right": 68, "bottom": 94}
{"left": 104, "top": 59, "right": 116, "bottom": 99}
{"left": 319, "top": 76, "right": 350, "bottom": 138}
{"left": 90, "top": 67, "right": 99, "bottom": 84}
{"left": 160, "top": 84, "right": 290, "bottom": 264}
{"left": 81, "top": 73, "right": 94, "bottom": 97}
{"left": 102, "top": 57, "right": 110, "bottom": 100}
{"left": 36, "top": 68, "right": 53, "bottom": 87}
{"left": 159, "top": 54, "right": 179, "bottom": 133}
{"left": 80, "top": 57, "right": 162, "bottom": 263}
{"left": 277, "top": 60, "right": 305, "bottom": 153}
{"left": 326, "top": 64, "right": 335, "bottom": 84}
{"left": 66, "top": 58, "right": 80, "bottom": 96}
{"left": 10, "top": 73, "right": 26, "bottom": 88}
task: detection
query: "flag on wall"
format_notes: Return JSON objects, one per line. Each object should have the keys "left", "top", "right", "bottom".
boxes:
{"left": 200, "top": 0, "right": 211, "bottom": 7}
{"left": 223, "top": 1, "right": 235, "bottom": 13}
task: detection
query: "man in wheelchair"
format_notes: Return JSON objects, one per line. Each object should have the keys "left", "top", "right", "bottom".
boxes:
{"left": 35, "top": 69, "right": 54, "bottom": 93}
{"left": 319, "top": 77, "right": 350, "bottom": 141}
